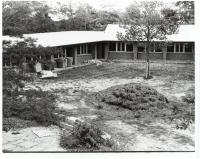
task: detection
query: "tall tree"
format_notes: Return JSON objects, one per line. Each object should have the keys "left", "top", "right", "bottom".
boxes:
{"left": 175, "top": 1, "right": 194, "bottom": 24}
{"left": 118, "top": 1, "right": 179, "bottom": 79}
{"left": 3, "top": 1, "right": 32, "bottom": 36}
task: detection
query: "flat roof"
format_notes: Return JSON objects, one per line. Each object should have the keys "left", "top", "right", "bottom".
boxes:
{"left": 2, "top": 24, "right": 195, "bottom": 47}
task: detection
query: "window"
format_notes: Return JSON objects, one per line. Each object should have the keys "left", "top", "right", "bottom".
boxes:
{"left": 77, "top": 45, "right": 80, "bottom": 54}
{"left": 167, "top": 43, "right": 174, "bottom": 52}
{"left": 109, "top": 42, "right": 116, "bottom": 51}
{"left": 185, "top": 42, "right": 193, "bottom": 52}
{"left": 150, "top": 43, "right": 154, "bottom": 52}
{"left": 126, "top": 43, "right": 133, "bottom": 51}
{"left": 174, "top": 42, "right": 184, "bottom": 53}
{"left": 155, "top": 43, "right": 162, "bottom": 52}
{"left": 137, "top": 43, "right": 145, "bottom": 52}
{"left": 88, "top": 44, "right": 93, "bottom": 53}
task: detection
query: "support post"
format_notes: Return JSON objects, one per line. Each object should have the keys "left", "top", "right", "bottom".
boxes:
{"left": 64, "top": 47, "right": 67, "bottom": 57}
{"left": 94, "top": 43, "right": 98, "bottom": 59}
{"left": 116, "top": 42, "right": 118, "bottom": 52}
{"left": 86, "top": 44, "right": 88, "bottom": 54}
{"left": 133, "top": 42, "right": 138, "bottom": 60}
{"left": 162, "top": 44, "right": 167, "bottom": 61}
{"left": 80, "top": 45, "right": 82, "bottom": 54}
{"left": 124, "top": 42, "right": 127, "bottom": 52}
{"left": 74, "top": 45, "right": 77, "bottom": 65}
{"left": 183, "top": 43, "right": 185, "bottom": 53}
{"left": 104, "top": 42, "right": 109, "bottom": 60}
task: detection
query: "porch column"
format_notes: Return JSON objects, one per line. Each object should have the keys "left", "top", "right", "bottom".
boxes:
{"left": 116, "top": 42, "right": 118, "bottom": 52}
{"left": 104, "top": 42, "right": 109, "bottom": 60}
{"left": 183, "top": 43, "right": 185, "bottom": 53}
{"left": 58, "top": 53, "right": 60, "bottom": 58}
{"left": 162, "top": 44, "right": 167, "bottom": 61}
{"left": 124, "top": 42, "right": 127, "bottom": 52}
{"left": 86, "top": 44, "right": 88, "bottom": 54}
{"left": 94, "top": 43, "right": 98, "bottom": 59}
{"left": 133, "top": 42, "right": 138, "bottom": 60}
{"left": 80, "top": 45, "right": 82, "bottom": 54}
{"left": 174, "top": 43, "right": 176, "bottom": 53}
{"left": 74, "top": 45, "right": 78, "bottom": 65}
{"left": 64, "top": 47, "right": 67, "bottom": 57}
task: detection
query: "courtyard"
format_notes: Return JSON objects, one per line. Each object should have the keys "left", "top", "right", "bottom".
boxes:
{"left": 3, "top": 61, "right": 195, "bottom": 152}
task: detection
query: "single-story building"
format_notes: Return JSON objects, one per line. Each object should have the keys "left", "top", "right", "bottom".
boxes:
{"left": 3, "top": 24, "right": 195, "bottom": 66}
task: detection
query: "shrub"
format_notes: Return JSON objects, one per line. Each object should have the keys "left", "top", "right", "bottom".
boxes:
{"left": 182, "top": 94, "right": 195, "bottom": 104}
{"left": 3, "top": 68, "right": 60, "bottom": 130}
{"left": 60, "top": 121, "right": 113, "bottom": 150}
{"left": 3, "top": 68, "right": 31, "bottom": 95}
{"left": 96, "top": 84, "right": 168, "bottom": 111}
{"left": 94, "top": 83, "right": 195, "bottom": 127}
{"left": 3, "top": 90, "right": 60, "bottom": 127}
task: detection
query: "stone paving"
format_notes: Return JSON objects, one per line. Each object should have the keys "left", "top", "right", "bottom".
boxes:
{"left": 3, "top": 126, "right": 65, "bottom": 152}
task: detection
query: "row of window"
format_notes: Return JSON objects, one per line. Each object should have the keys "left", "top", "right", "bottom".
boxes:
{"left": 77, "top": 44, "right": 93, "bottom": 54}
{"left": 109, "top": 42, "right": 194, "bottom": 53}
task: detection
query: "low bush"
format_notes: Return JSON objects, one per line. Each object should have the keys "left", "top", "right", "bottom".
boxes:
{"left": 96, "top": 84, "right": 168, "bottom": 111}
{"left": 3, "top": 68, "right": 60, "bottom": 131}
{"left": 182, "top": 94, "right": 195, "bottom": 104}
{"left": 60, "top": 121, "right": 113, "bottom": 150}
{"left": 3, "top": 90, "right": 59, "bottom": 127}
{"left": 94, "top": 83, "right": 195, "bottom": 126}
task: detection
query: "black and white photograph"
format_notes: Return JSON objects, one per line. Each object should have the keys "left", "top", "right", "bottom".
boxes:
{"left": 1, "top": 0, "right": 198, "bottom": 155}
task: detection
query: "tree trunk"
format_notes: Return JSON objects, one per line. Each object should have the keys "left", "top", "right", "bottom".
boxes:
{"left": 145, "top": 41, "right": 150, "bottom": 79}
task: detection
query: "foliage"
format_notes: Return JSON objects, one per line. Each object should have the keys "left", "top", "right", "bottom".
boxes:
{"left": 182, "top": 94, "right": 195, "bottom": 104}
{"left": 3, "top": 68, "right": 32, "bottom": 95}
{"left": 3, "top": 117, "right": 39, "bottom": 132}
{"left": 117, "top": 1, "right": 180, "bottom": 78}
{"left": 3, "top": 1, "right": 122, "bottom": 35}
{"left": 95, "top": 83, "right": 194, "bottom": 127}
{"left": 175, "top": 1, "right": 194, "bottom": 24}
{"left": 3, "top": 68, "right": 60, "bottom": 130}
{"left": 3, "top": 89, "right": 59, "bottom": 127}
{"left": 60, "top": 121, "right": 113, "bottom": 150}
{"left": 96, "top": 84, "right": 169, "bottom": 111}
{"left": 3, "top": 38, "right": 62, "bottom": 66}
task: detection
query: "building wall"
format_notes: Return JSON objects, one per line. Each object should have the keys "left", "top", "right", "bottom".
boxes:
{"left": 137, "top": 53, "right": 163, "bottom": 60}
{"left": 77, "top": 54, "right": 93, "bottom": 64}
{"left": 108, "top": 51, "right": 134, "bottom": 60}
{"left": 166, "top": 53, "right": 194, "bottom": 61}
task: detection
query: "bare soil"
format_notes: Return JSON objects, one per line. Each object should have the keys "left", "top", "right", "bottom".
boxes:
{"left": 24, "top": 61, "right": 195, "bottom": 151}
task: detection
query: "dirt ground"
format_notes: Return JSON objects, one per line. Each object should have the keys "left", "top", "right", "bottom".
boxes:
{"left": 22, "top": 61, "right": 195, "bottom": 151}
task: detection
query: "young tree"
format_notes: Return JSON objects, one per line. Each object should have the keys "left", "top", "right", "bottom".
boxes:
{"left": 118, "top": 1, "right": 179, "bottom": 79}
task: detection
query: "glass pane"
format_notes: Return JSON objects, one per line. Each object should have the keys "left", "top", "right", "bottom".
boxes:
{"left": 109, "top": 42, "right": 116, "bottom": 51}
{"left": 127, "top": 43, "right": 133, "bottom": 51}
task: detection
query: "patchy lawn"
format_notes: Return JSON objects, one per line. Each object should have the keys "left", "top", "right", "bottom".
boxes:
{"left": 4, "top": 61, "right": 195, "bottom": 151}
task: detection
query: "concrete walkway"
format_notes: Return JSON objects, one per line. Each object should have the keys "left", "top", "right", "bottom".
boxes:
{"left": 3, "top": 126, "right": 65, "bottom": 152}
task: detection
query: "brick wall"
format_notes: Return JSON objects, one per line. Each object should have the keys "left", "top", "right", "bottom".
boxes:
{"left": 77, "top": 54, "right": 93, "bottom": 64}
{"left": 108, "top": 52, "right": 134, "bottom": 60}
{"left": 166, "top": 53, "right": 194, "bottom": 60}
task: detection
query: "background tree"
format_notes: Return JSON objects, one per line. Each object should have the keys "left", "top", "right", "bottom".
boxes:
{"left": 118, "top": 1, "right": 179, "bottom": 79}
{"left": 175, "top": 1, "right": 194, "bottom": 24}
